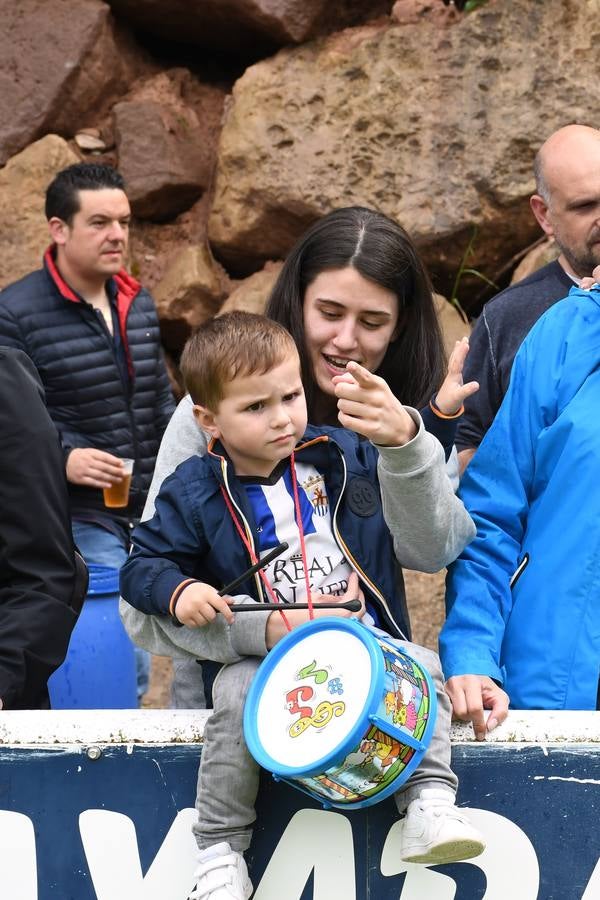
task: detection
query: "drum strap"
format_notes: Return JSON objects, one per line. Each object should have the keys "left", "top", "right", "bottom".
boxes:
{"left": 220, "top": 452, "right": 314, "bottom": 632}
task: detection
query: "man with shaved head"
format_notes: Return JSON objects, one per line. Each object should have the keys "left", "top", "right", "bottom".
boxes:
{"left": 456, "top": 124, "right": 600, "bottom": 471}
{"left": 441, "top": 125, "right": 600, "bottom": 737}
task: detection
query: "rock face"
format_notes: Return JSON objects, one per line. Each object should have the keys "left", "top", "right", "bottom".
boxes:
{"left": 433, "top": 294, "right": 470, "bottom": 357}
{"left": 391, "top": 0, "right": 459, "bottom": 26}
{"left": 5, "top": 0, "right": 600, "bottom": 351}
{"left": 208, "top": 0, "right": 600, "bottom": 297}
{"left": 511, "top": 239, "right": 560, "bottom": 284}
{"left": 105, "top": 0, "right": 391, "bottom": 51}
{"left": 0, "top": 0, "right": 146, "bottom": 166}
{"left": 0, "top": 135, "right": 79, "bottom": 289}
{"left": 153, "top": 243, "right": 230, "bottom": 332}
{"left": 114, "top": 71, "right": 226, "bottom": 221}
{"left": 220, "top": 261, "right": 284, "bottom": 315}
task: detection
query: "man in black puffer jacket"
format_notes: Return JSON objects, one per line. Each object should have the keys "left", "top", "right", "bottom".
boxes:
{"left": 0, "top": 163, "right": 175, "bottom": 698}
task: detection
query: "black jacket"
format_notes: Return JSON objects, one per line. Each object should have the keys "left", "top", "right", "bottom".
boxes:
{"left": 0, "top": 250, "right": 175, "bottom": 522}
{"left": 0, "top": 349, "right": 86, "bottom": 708}
{"left": 456, "top": 261, "right": 573, "bottom": 451}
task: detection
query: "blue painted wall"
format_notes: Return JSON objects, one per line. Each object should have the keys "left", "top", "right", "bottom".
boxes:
{"left": 0, "top": 741, "right": 598, "bottom": 898}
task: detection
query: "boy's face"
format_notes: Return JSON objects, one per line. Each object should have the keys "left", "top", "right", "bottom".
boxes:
{"left": 195, "top": 354, "right": 308, "bottom": 478}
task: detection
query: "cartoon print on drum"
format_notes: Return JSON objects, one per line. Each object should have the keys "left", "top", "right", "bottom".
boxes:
{"left": 359, "top": 730, "right": 402, "bottom": 783}
{"left": 285, "top": 658, "right": 347, "bottom": 739}
{"left": 297, "top": 660, "right": 328, "bottom": 684}
{"left": 289, "top": 701, "right": 346, "bottom": 738}
{"left": 285, "top": 685, "right": 314, "bottom": 720}
{"left": 327, "top": 678, "right": 344, "bottom": 696}
{"left": 293, "top": 642, "right": 433, "bottom": 805}
{"left": 384, "top": 677, "right": 418, "bottom": 729}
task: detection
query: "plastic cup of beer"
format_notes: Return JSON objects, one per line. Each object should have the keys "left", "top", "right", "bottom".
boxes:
{"left": 103, "top": 458, "right": 134, "bottom": 509}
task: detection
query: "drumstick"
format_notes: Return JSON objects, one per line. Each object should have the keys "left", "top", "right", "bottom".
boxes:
{"left": 218, "top": 541, "right": 289, "bottom": 597}
{"left": 232, "top": 598, "right": 363, "bottom": 613}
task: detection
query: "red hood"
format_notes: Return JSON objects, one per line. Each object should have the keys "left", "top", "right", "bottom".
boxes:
{"left": 43, "top": 245, "right": 141, "bottom": 306}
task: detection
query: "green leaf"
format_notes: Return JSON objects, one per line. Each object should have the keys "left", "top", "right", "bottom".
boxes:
{"left": 464, "top": 0, "right": 489, "bottom": 12}
{"left": 461, "top": 268, "right": 499, "bottom": 289}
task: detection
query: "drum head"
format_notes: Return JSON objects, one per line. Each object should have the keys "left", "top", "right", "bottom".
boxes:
{"left": 244, "top": 617, "right": 382, "bottom": 777}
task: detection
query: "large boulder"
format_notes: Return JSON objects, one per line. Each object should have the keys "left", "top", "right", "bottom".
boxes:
{"left": 0, "top": 0, "right": 147, "bottom": 166}
{"left": 105, "top": 0, "right": 391, "bottom": 52}
{"left": 510, "top": 239, "right": 560, "bottom": 285}
{"left": 128, "top": 196, "right": 212, "bottom": 298}
{"left": 220, "top": 261, "right": 284, "bottom": 315}
{"left": 152, "top": 243, "right": 230, "bottom": 346}
{"left": 0, "top": 136, "right": 79, "bottom": 289}
{"left": 207, "top": 0, "right": 600, "bottom": 302}
{"left": 434, "top": 294, "right": 470, "bottom": 357}
{"left": 114, "top": 70, "right": 225, "bottom": 221}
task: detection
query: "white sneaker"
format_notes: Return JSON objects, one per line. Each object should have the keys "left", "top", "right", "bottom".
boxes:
{"left": 188, "top": 842, "right": 253, "bottom": 900}
{"left": 400, "top": 788, "right": 485, "bottom": 864}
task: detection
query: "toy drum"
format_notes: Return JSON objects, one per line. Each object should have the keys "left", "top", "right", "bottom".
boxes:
{"left": 243, "top": 617, "right": 437, "bottom": 810}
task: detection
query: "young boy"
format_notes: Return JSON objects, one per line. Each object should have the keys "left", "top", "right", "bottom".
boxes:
{"left": 120, "top": 312, "right": 484, "bottom": 900}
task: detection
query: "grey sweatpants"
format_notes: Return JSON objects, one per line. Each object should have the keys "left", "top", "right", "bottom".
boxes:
{"left": 192, "top": 640, "right": 457, "bottom": 852}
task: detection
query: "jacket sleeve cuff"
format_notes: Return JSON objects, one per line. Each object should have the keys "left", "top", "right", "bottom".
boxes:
{"left": 440, "top": 647, "right": 504, "bottom": 685}
{"left": 420, "top": 403, "right": 459, "bottom": 460}
{"left": 150, "top": 570, "right": 190, "bottom": 617}
{"left": 375, "top": 407, "right": 438, "bottom": 474}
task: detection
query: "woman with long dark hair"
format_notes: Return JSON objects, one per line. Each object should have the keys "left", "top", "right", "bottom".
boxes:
{"left": 148, "top": 207, "right": 474, "bottom": 510}
{"left": 266, "top": 206, "right": 458, "bottom": 428}
{"left": 126, "top": 206, "right": 476, "bottom": 708}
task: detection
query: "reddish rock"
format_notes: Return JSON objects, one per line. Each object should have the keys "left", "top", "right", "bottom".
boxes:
{"left": 114, "top": 70, "right": 225, "bottom": 222}
{"left": 0, "top": 135, "right": 79, "bottom": 289}
{"left": 153, "top": 243, "right": 230, "bottom": 331}
{"left": 207, "top": 0, "right": 600, "bottom": 304}
{"left": 0, "top": 0, "right": 148, "bottom": 166}
{"left": 220, "top": 261, "right": 285, "bottom": 315}
{"left": 510, "top": 239, "right": 560, "bottom": 285}
{"left": 128, "top": 195, "right": 214, "bottom": 351}
{"left": 433, "top": 293, "right": 471, "bottom": 358}
{"left": 128, "top": 195, "right": 211, "bottom": 292}
{"left": 391, "top": 0, "right": 460, "bottom": 25}
{"left": 105, "top": 0, "right": 392, "bottom": 51}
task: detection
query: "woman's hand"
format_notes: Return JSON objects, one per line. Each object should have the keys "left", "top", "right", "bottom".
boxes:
{"left": 332, "top": 362, "right": 417, "bottom": 446}
{"left": 435, "top": 337, "right": 479, "bottom": 415}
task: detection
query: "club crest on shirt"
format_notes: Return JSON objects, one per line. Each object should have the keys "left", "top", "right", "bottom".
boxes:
{"left": 302, "top": 473, "right": 329, "bottom": 517}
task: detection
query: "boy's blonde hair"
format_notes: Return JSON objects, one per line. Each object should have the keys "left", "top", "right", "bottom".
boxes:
{"left": 181, "top": 311, "right": 298, "bottom": 409}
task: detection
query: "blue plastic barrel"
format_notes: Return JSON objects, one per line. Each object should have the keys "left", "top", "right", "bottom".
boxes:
{"left": 48, "top": 565, "right": 137, "bottom": 709}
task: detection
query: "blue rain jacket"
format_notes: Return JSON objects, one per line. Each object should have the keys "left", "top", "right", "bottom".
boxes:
{"left": 441, "top": 286, "right": 600, "bottom": 709}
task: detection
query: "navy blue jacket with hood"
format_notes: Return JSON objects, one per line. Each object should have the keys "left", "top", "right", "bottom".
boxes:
{"left": 120, "top": 412, "right": 475, "bottom": 664}
{"left": 121, "top": 425, "right": 415, "bottom": 640}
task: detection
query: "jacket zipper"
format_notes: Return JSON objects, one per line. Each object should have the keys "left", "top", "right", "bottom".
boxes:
{"left": 85, "top": 301, "right": 139, "bottom": 472}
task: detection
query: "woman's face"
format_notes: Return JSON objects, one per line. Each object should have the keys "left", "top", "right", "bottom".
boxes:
{"left": 303, "top": 267, "right": 399, "bottom": 398}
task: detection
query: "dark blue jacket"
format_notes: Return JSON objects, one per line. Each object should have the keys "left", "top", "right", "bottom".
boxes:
{"left": 0, "top": 250, "right": 175, "bottom": 521}
{"left": 121, "top": 425, "right": 411, "bottom": 640}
